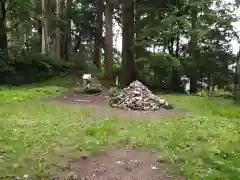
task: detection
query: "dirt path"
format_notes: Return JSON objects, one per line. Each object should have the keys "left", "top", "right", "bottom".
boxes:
{"left": 44, "top": 90, "right": 189, "bottom": 120}
{"left": 53, "top": 148, "right": 184, "bottom": 180}
{"left": 46, "top": 91, "right": 187, "bottom": 179}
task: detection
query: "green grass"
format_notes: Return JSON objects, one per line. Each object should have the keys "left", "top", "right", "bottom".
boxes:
{"left": 0, "top": 102, "right": 120, "bottom": 177}
{"left": 0, "top": 86, "right": 60, "bottom": 104}
{"left": 163, "top": 94, "right": 240, "bottom": 118}
{"left": 1, "top": 80, "right": 240, "bottom": 179}
{"left": 0, "top": 76, "right": 77, "bottom": 104}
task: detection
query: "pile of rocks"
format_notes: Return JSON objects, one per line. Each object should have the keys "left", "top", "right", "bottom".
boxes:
{"left": 110, "top": 80, "right": 170, "bottom": 111}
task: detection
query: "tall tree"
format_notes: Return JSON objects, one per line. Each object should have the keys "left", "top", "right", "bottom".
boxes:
{"left": 63, "top": 0, "right": 73, "bottom": 61}
{"left": 188, "top": 5, "right": 198, "bottom": 93}
{"left": 235, "top": 43, "right": 240, "bottom": 102}
{"left": 41, "top": 0, "right": 50, "bottom": 54}
{"left": 234, "top": 1, "right": 240, "bottom": 102}
{"left": 56, "top": 0, "right": 64, "bottom": 59}
{"left": 93, "top": 0, "right": 104, "bottom": 68}
{"left": 0, "top": 0, "right": 8, "bottom": 53}
{"left": 104, "top": 0, "right": 113, "bottom": 82}
{"left": 120, "top": 0, "right": 135, "bottom": 87}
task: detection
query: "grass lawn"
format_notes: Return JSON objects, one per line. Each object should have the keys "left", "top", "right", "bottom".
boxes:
{"left": 1, "top": 79, "right": 240, "bottom": 179}
{"left": 162, "top": 94, "right": 240, "bottom": 118}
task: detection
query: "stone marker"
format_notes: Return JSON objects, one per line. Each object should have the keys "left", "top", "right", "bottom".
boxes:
{"left": 110, "top": 80, "right": 170, "bottom": 111}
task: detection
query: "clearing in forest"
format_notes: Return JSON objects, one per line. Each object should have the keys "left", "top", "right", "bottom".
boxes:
{"left": 1, "top": 78, "right": 240, "bottom": 179}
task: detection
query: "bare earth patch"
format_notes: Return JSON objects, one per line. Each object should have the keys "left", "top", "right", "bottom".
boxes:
{"left": 53, "top": 148, "right": 184, "bottom": 180}
{"left": 45, "top": 91, "right": 187, "bottom": 179}
{"left": 44, "top": 90, "right": 189, "bottom": 120}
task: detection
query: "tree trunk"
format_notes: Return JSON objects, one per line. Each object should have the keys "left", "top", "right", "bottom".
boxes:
{"left": 171, "top": 69, "right": 182, "bottom": 92}
{"left": 56, "top": 0, "right": 64, "bottom": 59}
{"left": 120, "top": 0, "right": 135, "bottom": 88}
{"left": 190, "top": 75, "right": 197, "bottom": 93}
{"left": 189, "top": 9, "right": 198, "bottom": 93}
{"left": 163, "top": 37, "right": 167, "bottom": 53}
{"left": 207, "top": 73, "right": 211, "bottom": 95}
{"left": 74, "top": 34, "right": 81, "bottom": 53}
{"left": 171, "top": 31, "right": 182, "bottom": 92}
{"left": 0, "top": 0, "right": 8, "bottom": 53}
{"left": 152, "top": 44, "right": 155, "bottom": 54}
{"left": 56, "top": 0, "right": 61, "bottom": 58}
{"left": 93, "top": 0, "right": 104, "bottom": 68}
{"left": 175, "top": 33, "right": 180, "bottom": 57}
{"left": 234, "top": 49, "right": 240, "bottom": 103}
{"left": 63, "top": 0, "right": 72, "bottom": 61}
{"left": 104, "top": 0, "right": 113, "bottom": 83}
{"left": 42, "top": 0, "right": 50, "bottom": 54}
{"left": 168, "top": 37, "right": 174, "bottom": 55}
{"left": 37, "top": 19, "right": 42, "bottom": 52}
{"left": 134, "top": 3, "right": 141, "bottom": 60}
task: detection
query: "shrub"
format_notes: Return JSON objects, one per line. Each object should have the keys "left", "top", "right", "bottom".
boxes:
{"left": 108, "top": 87, "right": 122, "bottom": 106}
{"left": 213, "top": 90, "right": 233, "bottom": 99}
{"left": 69, "top": 53, "right": 88, "bottom": 73}
{"left": 0, "top": 50, "right": 69, "bottom": 85}
{"left": 136, "top": 53, "right": 181, "bottom": 90}
{"left": 108, "top": 87, "right": 121, "bottom": 97}
{"left": 69, "top": 52, "right": 103, "bottom": 78}
{"left": 196, "top": 89, "right": 233, "bottom": 99}
{"left": 196, "top": 90, "right": 208, "bottom": 97}
{"left": 224, "top": 84, "right": 234, "bottom": 92}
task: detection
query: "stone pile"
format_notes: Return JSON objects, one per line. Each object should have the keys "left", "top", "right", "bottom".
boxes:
{"left": 111, "top": 80, "right": 170, "bottom": 111}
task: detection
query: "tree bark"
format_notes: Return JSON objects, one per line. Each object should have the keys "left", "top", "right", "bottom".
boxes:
{"left": 171, "top": 69, "right": 182, "bottom": 92}
{"left": 190, "top": 75, "right": 197, "bottom": 93}
{"left": 56, "top": 0, "right": 61, "bottom": 58}
{"left": 74, "top": 34, "right": 81, "bottom": 53}
{"left": 234, "top": 49, "right": 240, "bottom": 102}
{"left": 37, "top": 19, "right": 42, "bottom": 51}
{"left": 63, "top": 0, "right": 72, "bottom": 61}
{"left": 168, "top": 37, "right": 174, "bottom": 55}
{"left": 134, "top": 3, "right": 141, "bottom": 60}
{"left": 189, "top": 9, "right": 198, "bottom": 93}
{"left": 93, "top": 0, "right": 103, "bottom": 68}
{"left": 56, "top": 0, "right": 64, "bottom": 59}
{"left": 175, "top": 33, "right": 180, "bottom": 57}
{"left": 163, "top": 37, "right": 167, "bottom": 53}
{"left": 0, "top": 0, "right": 8, "bottom": 53}
{"left": 120, "top": 0, "right": 135, "bottom": 88}
{"left": 171, "top": 30, "right": 182, "bottom": 92}
{"left": 42, "top": 0, "right": 50, "bottom": 54}
{"left": 104, "top": 0, "right": 113, "bottom": 83}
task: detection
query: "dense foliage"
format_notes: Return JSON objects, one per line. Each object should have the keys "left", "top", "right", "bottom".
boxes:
{"left": 0, "top": 0, "right": 239, "bottom": 97}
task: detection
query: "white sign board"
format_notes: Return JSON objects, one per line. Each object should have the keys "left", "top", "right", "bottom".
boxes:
{"left": 82, "top": 74, "right": 91, "bottom": 80}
